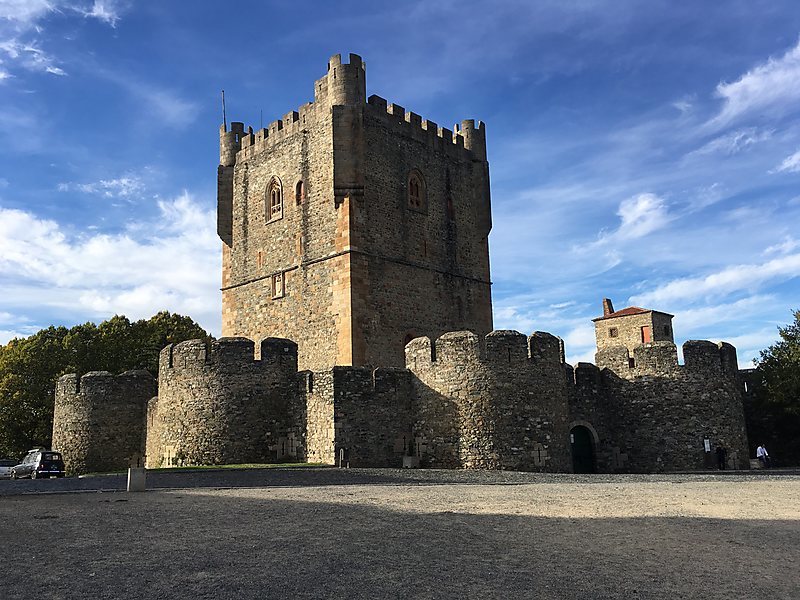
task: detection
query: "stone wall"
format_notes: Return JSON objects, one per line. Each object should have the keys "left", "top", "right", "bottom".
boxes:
{"left": 591, "top": 341, "right": 750, "bottom": 472}
{"left": 595, "top": 311, "right": 674, "bottom": 354}
{"left": 329, "top": 367, "right": 414, "bottom": 467}
{"left": 52, "top": 370, "right": 156, "bottom": 475}
{"left": 567, "top": 362, "right": 621, "bottom": 472}
{"left": 145, "top": 337, "right": 303, "bottom": 467}
{"left": 406, "top": 330, "right": 572, "bottom": 471}
{"left": 219, "top": 53, "right": 493, "bottom": 370}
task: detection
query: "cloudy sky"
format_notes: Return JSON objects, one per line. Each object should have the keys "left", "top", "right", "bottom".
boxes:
{"left": 1, "top": 1, "right": 799, "bottom": 366}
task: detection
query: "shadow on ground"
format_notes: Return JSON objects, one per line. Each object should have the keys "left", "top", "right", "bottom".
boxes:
{"left": 0, "top": 486, "right": 798, "bottom": 600}
{"left": 2, "top": 466, "right": 800, "bottom": 497}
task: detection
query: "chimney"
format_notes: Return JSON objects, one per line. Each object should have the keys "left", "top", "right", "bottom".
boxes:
{"left": 602, "top": 298, "right": 614, "bottom": 317}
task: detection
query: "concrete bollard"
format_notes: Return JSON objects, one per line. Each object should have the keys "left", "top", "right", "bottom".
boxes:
{"left": 127, "top": 467, "right": 146, "bottom": 492}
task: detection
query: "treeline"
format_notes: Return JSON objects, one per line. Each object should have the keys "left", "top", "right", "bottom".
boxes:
{"left": 746, "top": 309, "right": 800, "bottom": 466}
{"left": 0, "top": 312, "right": 212, "bottom": 459}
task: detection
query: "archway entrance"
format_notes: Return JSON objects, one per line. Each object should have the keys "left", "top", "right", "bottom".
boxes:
{"left": 570, "top": 426, "right": 596, "bottom": 473}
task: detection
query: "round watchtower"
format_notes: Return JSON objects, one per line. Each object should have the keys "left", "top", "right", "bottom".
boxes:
{"left": 325, "top": 53, "right": 366, "bottom": 106}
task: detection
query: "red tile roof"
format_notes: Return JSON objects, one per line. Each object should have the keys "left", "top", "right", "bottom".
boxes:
{"left": 592, "top": 306, "right": 673, "bottom": 321}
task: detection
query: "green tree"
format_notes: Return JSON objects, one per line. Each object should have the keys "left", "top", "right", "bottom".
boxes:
{"left": 756, "top": 310, "right": 800, "bottom": 415}
{"left": 0, "top": 312, "right": 212, "bottom": 459}
{"left": 748, "top": 310, "right": 800, "bottom": 466}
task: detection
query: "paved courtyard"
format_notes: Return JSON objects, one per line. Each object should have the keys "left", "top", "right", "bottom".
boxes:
{"left": 1, "top": 468, "right": 798, "bottom": 599}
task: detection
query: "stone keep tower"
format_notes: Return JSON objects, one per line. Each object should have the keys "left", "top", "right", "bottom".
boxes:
{"left": 592, "top": 297, "right": 675, "bottom": 355}
{"left": 218, "top": 54, "right": 493, "bottom": 370}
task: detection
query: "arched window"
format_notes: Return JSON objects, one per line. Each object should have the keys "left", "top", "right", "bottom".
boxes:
{"left": 407, "top": 170, "right": 426, "bottom": 213}
{"left": 295, "top": 181, "right": 305, "bottom": 206}
{"left": 267, "top": 178, "right": 282, "bottom": 221}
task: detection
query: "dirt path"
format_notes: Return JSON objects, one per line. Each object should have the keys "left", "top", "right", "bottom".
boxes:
{"left": 1, "top": 473, "right": 798, "bottom": 599}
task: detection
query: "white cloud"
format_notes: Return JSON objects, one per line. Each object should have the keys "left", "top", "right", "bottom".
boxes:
{"left": 764, "top": 235, "right": 800, "bottom": 255}
{"left": 0, "top": 192, "right": 221, "bottom": 335}
{"left": 0, "top": 39, "right": 65, "bottom": 76}
{"left": 0, "top": 1, "right": 123, "bottom": 80}
{"left": 672, "top": 98, "right": 692, "bottom": 114}
{"left": 710, "top": 38, "right": 800, "bottom": 127}
{"left": 631, "top": 253, "right": 800, "bottom": 306}
{"left": 80, "top": 0, "right": 122, "bottom": 26}
{"left": 58, "top": 175, "right": 145, "bottom": 198}
{"left": 578, "top": 193, "right": 672, "bottom": 252}
{"left": 770, "top": 149, "right": 800, "bottom": 174}
{"left": 0, "top": 1, "right": 56, "bottom": 27}
{"left": 672, "top": 295, "right": 772, "bottom": 333}
{"left": 688, "top": 128, "right": 772, "bottom": 157}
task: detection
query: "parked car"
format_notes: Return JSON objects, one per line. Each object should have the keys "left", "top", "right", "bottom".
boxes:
{"left": 0, "top": 459, "right": 16, "bottom": 480}
{"left": 11, "top": 449, "right": 65, "bottom": 479}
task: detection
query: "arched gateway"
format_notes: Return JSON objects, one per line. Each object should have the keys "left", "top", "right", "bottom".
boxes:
{"left": 570, "top": 425, "right": 596, "bottom": 473}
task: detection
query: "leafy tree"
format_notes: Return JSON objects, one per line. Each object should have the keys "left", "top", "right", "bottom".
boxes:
{"left": 0, "top": 312, "right": 212, "bottom": 459}
{"left": 748, "top": 310, "right": 800, "bottom": 466}
{"left": 756, "top": 310, "right": 800, "bottom": 415}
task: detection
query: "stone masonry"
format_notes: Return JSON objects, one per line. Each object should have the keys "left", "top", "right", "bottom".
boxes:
{"left": 219, "top": 54, "right": 492, "bottom": 371}
{"left": 594, "top": 297, "right": 675, "bottom": 355}
{"left": 51, "top": 54, "right": 749, "bottom": 475}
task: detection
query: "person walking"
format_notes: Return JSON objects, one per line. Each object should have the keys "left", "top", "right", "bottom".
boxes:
{"left": 756, "top": 443, "right": 770, "bottom": 468}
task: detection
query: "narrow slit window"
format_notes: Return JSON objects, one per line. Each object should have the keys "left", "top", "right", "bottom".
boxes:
{"left": 295, "top": 181, "right": 305, "bottom": 205}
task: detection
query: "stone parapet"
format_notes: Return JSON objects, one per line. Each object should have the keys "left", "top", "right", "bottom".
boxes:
{"left": 52, "top": 370, "right": 156, "bottom": 475}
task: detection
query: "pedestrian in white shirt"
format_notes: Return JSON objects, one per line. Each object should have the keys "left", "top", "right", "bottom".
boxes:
{"left": 756, "top": 444, "right": 770, "bottom": 468}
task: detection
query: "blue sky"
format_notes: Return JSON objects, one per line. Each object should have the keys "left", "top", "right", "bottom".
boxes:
{"left": 1, "top": 1, "right": 800, "bottom": 366}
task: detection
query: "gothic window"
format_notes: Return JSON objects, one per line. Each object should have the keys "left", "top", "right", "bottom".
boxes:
{"left": 407, "top": 170, "right": 426, "bottom": 213}
{"left": 267, "top": 178, "right": 283, "bottom": 222}
{"left": 295, "top": 180, "right": 305, "bottom": 206}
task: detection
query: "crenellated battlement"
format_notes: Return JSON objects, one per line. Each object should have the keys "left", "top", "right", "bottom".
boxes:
{"left": 405, "top": 329, "right": 564, "bottom": 373}
{"left": 160, "top": 337, "right": 298, "bottom": 374}
{"left": 595, "top": 340, "right": 739, "bottom": 380}
{"left": 365, "top": 94, "right": 486, "bottom": 162}
{"left": 56, "top": 370, "right": 154, "bottom": 397}
{"left": 52, "top": 369, "right": 156, "bottom": 475}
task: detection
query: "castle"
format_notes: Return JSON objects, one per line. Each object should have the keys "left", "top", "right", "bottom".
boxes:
{"left": 52, "top": 54, "right": 749, "bottom": 475}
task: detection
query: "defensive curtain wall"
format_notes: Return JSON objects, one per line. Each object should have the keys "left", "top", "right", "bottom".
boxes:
{"left": 52, "top": 370, "right": 156, "bottom": 475}
{"left": 52, "top": 330, "right": 748, "bottom": 475}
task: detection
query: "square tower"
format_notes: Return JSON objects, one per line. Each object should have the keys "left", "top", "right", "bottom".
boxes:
{"left": 592, "top": 297, "right": 674, "bottom": 354}
{"left": 217, "top": 54, "right": 493, "bottom": 370}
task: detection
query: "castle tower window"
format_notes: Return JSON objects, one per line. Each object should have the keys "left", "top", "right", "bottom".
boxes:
{"left": 271, "top": 272, "right": 285, "bottom": 299}
{"left": 609, "top": 327, "right": 618, "bottom": 338}
{"left": 267, "top": 178, "right": 283, "bottom": 222}
{"left": 446, "top": 196, "right": 455, "bottom": 221}
{"left": 296, "top": 181, "right": 305, "bottom": 206}
{"left": 407, "top": 170, "right": 426, "bottom": 213}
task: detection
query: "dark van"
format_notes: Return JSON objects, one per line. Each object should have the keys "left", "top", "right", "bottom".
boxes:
{"left": 11, "top": 449, "right": 66, "bottom": 479}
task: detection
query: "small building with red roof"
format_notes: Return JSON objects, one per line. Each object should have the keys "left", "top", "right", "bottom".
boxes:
{"left": 593, "top": 298, "right": 675, "bottom": 355}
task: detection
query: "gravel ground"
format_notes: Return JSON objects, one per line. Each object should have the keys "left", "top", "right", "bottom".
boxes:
{"left": 1, "top": 468, "right": 798, "bottom": 599}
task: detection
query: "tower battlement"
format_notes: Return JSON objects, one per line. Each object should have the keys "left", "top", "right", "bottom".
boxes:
{"left": 364, "top": 95, "right": 485, "bottom": 161}
{"left": 160, "top": 337, "right": 298, "bottom": 374}
{"left": 52, "top": 370, "right": 156, "bottom": 475}
{"left": 405, "top": 329, "right": 562, "bottom": 371}
{"left": 595, "top": 340, "right": 739, "bottom": 379}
